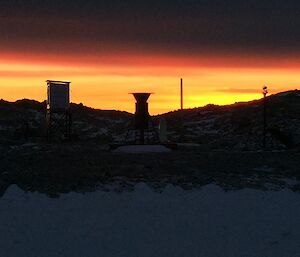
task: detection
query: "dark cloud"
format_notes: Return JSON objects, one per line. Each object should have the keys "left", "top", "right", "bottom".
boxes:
{"left": 0, "top": 0, "right": 300, "bottom": 55}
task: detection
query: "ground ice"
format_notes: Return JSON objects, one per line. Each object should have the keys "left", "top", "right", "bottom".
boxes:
{"left": 0, "top": 183, "right": 300, "bottom": 257}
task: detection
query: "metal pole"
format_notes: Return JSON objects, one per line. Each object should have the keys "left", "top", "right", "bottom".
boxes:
{"left": 262, "top": 86, "right": 268, "bottom": 148}
{"left": 140, "top": 129, "right": 144, "bottom": 145}
{"left": 179, "top": 78, "right": 184, "bottom": 142}
{"left": 180, "top": 78, "right": 183, "bottom": 110}
{"left": 263, "top": 94, "right": 266, "bottom": 148}
{"left": 46, "top": 109, "right": 51, "bottom": 142}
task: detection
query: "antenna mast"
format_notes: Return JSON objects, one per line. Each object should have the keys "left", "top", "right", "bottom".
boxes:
{"left": 180, "top": 78, "right": 183, "bottom": 110}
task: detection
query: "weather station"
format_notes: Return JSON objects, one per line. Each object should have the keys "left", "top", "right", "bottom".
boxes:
{"left": 110, "top": 92, "right": 176, "bottom": 153}
{"left": 45, "top": 80, "right": 72, "bottom": 141}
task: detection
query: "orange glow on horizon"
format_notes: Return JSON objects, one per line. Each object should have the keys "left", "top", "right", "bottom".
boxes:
{"left": 0, "top": 52, "right": 299, "bottom": 114}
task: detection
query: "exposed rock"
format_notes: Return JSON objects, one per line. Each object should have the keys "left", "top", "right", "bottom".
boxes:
{"left": 1, "top": 90, "right": 300, "bottom": 150}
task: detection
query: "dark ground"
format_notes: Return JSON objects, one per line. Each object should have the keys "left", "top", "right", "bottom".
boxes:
{"left": 1, "top": 143, "right": 300, "bottom": 198}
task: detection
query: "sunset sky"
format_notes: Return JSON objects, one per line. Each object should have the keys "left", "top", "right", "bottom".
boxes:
{"left": 1, "top": 0, "right": 300, "bottom": 114}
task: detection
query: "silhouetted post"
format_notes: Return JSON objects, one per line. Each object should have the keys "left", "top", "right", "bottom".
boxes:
{"left": 262, "top": 86, "right": 268, "bottom": 148}
{"left": 179, "top": 78, "right": 184, "bottom": 142}
{"left": 180, "top": 78, "right": 183, "bottom": 110}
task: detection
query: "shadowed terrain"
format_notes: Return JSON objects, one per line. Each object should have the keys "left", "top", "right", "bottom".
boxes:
{"left": 1, "top": 144, "right": 300, "bottom": 198}
{"left": 1, "top": 90, "right": 300, "bottom": 149}
{"left": 1, "top": 90, "right": 300, "bottom": 198}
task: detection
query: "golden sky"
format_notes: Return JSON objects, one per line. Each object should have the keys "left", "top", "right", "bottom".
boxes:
{"left": 1, "top": 1, "right": 300, "bottom": 114}
{"left": 1, "top": 51, "right": 299, "bottom": 114}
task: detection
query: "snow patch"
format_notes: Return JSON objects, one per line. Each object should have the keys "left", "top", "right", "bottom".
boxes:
{"left": 1, "top": 184, "right": 300, "bottom": 257}
{"left": 253, "top": 166, "right": 274, "bottom": 172}
{"left": 114, "top": 145, "right": 172, "bottom": 153}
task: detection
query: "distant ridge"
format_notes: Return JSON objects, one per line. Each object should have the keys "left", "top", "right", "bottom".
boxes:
{"left": 0, "top": 90, "right": 299, "bottom": 149}
{"left": 1, "top": 89, "right": 299, "bottom": 114}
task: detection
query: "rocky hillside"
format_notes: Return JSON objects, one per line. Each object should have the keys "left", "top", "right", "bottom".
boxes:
{"left": 0, "top": 99, "right": 132, "bottom": 144}
{"left": 0, "top": 89, "right": 300, "bottom": 149}
{"left": 160, "top": 90, "right": 300, "bottom": 150}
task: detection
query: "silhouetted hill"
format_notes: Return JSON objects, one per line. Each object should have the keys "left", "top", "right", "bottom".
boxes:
{"left": 0, "top": 90, "right": 300, "bottom": 149}
{"left": 0, "top": 99, "right": 132, "bottom": 144}
{"left": 158, "top": 89, "right": 300, "bottom": 149}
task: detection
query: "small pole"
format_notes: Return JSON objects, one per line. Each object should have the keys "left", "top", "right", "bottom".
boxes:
{"left": 180, "top": 78, "right": 183, "bottom": 110}
{"left": 262, "top": 86, "right": 268, "bottom": 148}
{"left": 179, "top": 78, "right": 184, "bottom": 142}
{"left": 140, "top": 129, "right": 144, "bottom": 145}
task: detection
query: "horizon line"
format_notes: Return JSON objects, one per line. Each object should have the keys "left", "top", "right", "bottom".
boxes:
{"left": 1, "top": 89, "right": 299, "bottom": 116}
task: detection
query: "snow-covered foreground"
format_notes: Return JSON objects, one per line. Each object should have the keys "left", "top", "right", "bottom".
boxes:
{"left": 1, "top": 183, "right": 300, "bottom": 257}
